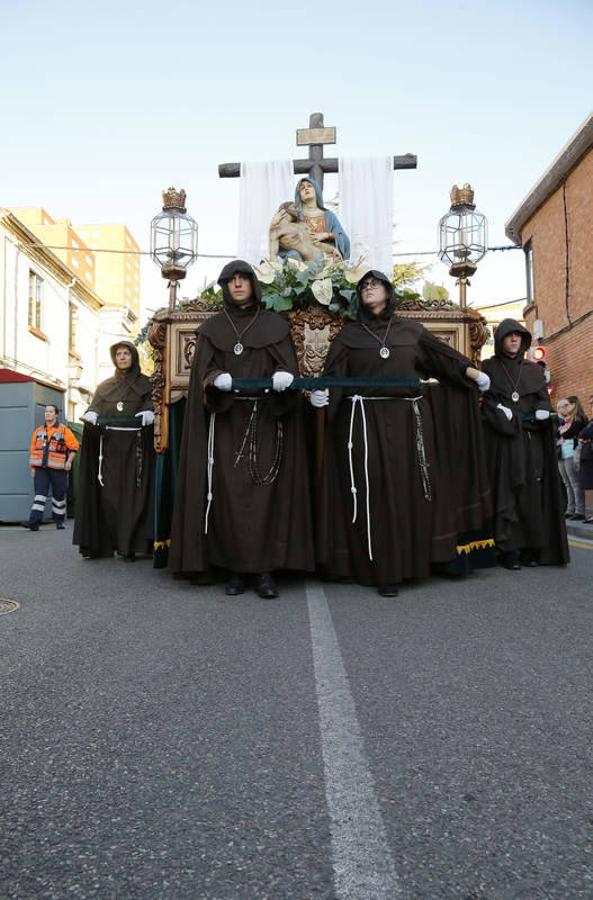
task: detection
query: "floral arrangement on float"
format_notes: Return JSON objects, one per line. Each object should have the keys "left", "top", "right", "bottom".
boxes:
{"left": 186, "top": 258, "right": 449, "bottom": 320}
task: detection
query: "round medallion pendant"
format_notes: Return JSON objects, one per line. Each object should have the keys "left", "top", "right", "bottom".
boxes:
{"left": 233, "top": 343, "right": 244, "bottom": 356}
{"left": 379, "top": 347, "right": 391, "bottom": 359}
{"left": 116, "top": 401, "right": 124, "bottom": 412}
{"left": 511, "top": 391, "right": 520, "bottom": 403}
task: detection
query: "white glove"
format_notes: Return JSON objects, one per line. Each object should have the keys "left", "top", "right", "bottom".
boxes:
{"left": 135, "top": 410, "right": 155, "bottom": 427}
{"left": 496, "top": 403, "right": 513, "bottom": 422}
{"left": 535, "top": 409, "right": 550, "bottom": 421}
{"left": 213, "top": 373, "right": 232, "bottom": 392}
{"left": 272, "top": 371, "right": 294, "bottom": 392}
{"left": 310, "top": 389, "right": 329, "bottom": 408}
{"left": 474, "top": 371, "right": 491, "bottom": 392}
{"left": 83, "top": 411, "right": 98, "bottom": 425}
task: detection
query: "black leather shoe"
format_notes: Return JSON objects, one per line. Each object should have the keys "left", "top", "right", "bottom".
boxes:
{"left": 255, "top": 572, "right": 279, "bottom": 599}
{"left": 22, "top": 521, "right": 39, "bottom": 531}
{"left": 500, "top": 552, "right": 521, "bottom": 570}
{"left": 520, "top": 549, "right": 539, "bottom": 567}
{"left": 56, "top": 522, "right": 65, "bottom": 530}
{"left": 378, "top": 584, "right": 399, "bottom": 597}
{"left": 225, "top": 574, "right": 245, "bottom": 596}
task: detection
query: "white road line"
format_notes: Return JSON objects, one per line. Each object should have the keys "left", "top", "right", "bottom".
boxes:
{"left": 306, "top": 583, "right": 402, "bottom": 899}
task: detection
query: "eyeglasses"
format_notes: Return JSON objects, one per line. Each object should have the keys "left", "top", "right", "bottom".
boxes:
{"left": 361, "top": 278, "right": 382, "bottom": 291}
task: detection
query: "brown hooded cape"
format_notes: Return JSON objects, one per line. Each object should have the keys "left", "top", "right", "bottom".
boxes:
{"left": 73, "top": 340, "right": 154, "bottom": 558}
{"left": 481, "top": 318, "right": 568, "bottom": 564}
{"left": 168, "top": 261, "right": 314, "bottom": 578}
{"left": 317, "top": 270, "right": 492, "bottom": 585}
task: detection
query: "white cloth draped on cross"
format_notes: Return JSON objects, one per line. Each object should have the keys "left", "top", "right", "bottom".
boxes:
{"left": 236, "top": 157, "right": 394, "bottom": 273}
{"left": 237, "top": 160, "right": 294, "bottom": 264}
{"left": 338, "top": 157, "right": 393, "bottom": 275}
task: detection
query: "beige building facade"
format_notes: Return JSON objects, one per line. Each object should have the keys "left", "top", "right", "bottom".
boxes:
{"left": 1, "top": 206, "right": 142, "bottom": 416}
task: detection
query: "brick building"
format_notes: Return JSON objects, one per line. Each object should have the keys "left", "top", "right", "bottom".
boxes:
{"left": 506, "top": 112, "right": 593, "bottom": 406}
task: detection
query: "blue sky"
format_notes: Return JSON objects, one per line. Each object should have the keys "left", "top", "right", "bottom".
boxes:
{"left": 1, "top": 0, "right": 592, "bottom": 315}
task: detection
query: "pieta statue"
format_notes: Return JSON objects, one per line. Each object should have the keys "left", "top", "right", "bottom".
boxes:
{"left": 269, "top": 176, "right": 350, "bottom": 264}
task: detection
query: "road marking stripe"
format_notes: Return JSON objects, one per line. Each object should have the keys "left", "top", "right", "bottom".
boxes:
{"left": 306, "top": 583, "right": 402, "bottom": 899}
{"left": 568, "top": 538, "right": 593, "bottom": 551}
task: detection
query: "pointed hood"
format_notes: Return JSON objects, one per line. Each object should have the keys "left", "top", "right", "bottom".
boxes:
{"left": 110, "top": 340, "right": 141, "bottom": 377}
{"left": 356, "top": 269, "right": 396, "bottom": 322}
{"left": 494, "top": 318, "right": 532, "bottom": 358}
{"left": 90, "top": 339, "right": 152, "bottom": 407}
{"left": 200, "top": 259, "right": 288, "bottom": 350}
{"left": 335, "top": 269, "right": 425, "bottom": 350}
{"left": 217, "top": 259, "right": 262, "bottom": 308}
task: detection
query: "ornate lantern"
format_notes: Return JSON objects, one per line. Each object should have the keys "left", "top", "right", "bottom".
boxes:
{"left": 150, "top": 187, "right": 198, "bottom": 309}
{"left": 438, "top": 184, "right": 487, "bottom": 307}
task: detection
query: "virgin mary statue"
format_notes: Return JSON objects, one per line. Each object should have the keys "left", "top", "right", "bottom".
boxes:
{"left": 294, "top": 177, "right": 350, "bottom": 261}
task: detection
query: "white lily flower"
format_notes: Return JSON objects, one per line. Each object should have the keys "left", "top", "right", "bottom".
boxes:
{"left": 344, "top": 260, "right": 371, "bottom": 284}
{"left": 285, "top": 257, "right": 309, "bottom": 273}
{"left": 311, "top": 277, "right": 333, "bottom": 305}
{"left": 255, "top": 260, "right": 278, "bottom": 284}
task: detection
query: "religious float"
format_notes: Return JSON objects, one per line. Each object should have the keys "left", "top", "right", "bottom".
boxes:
{"left": 146, "top": 114, "right": 489, "bottom": 564}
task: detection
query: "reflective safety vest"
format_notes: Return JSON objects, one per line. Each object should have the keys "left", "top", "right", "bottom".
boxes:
{"left": 29, "top": 423, "right": 79, "bottom": 470}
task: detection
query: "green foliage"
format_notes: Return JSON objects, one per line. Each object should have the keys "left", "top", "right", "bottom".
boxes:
{"left": 173, "top": 259, "right": 426, "bottom": 320}
{"left": 252, "top": 258, "right": 422, "bottom": 320}
{"left": 134, "top": 321, "right": 155, "bottom": 374}
{"left": 392, "top": 261, "right": 428, "bottom": 288}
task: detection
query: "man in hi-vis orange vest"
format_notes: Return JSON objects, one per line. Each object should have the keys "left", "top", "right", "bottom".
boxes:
{"left": 23, "top": 404, "right": 79, "bottom": 531}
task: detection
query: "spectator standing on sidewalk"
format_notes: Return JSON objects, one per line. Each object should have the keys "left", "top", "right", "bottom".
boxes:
{"left": 556, "top": 396, "right": 588, "bottom": 521}
{"left": 578, "top": 395, "right": 593, "bottom": 524}
{"left": 23, "top": 404, "right": 79, "bottom": 531}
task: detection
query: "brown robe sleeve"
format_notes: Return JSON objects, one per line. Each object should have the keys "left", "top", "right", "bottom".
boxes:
{"left": 417, "top": 328, "right": 472, "bottom": 387}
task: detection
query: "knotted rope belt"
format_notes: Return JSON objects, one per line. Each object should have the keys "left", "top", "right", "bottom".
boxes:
{"left": 203, "top": 377, "right": 440, "bottom": 541}
{"left": 347, "top": 395, "right": 432, "bottom": 561}
{"left": 94, "top": 417, "right": 145, "bottom": 488}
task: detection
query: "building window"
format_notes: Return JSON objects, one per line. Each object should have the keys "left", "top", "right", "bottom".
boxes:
{"left": 68, "top": 303, "right": 79, "bottom": 356}
{"left": 28, "top": 270, "right": 43, "bottom": 331}
{"left": 524, "top": 240, "right": 534, "bottom": 303}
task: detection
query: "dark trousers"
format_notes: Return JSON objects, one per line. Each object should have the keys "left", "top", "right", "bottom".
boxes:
{"left": 29, "top": 468, "right": 68, "bottom": 524}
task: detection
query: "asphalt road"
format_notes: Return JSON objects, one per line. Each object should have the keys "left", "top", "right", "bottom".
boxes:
{"left": 1, "top": 526, "right": 593, "bottom": 899}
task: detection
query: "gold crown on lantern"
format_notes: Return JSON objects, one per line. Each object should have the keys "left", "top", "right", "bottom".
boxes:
{"left": 450, "top": 183, "right": 475, "bottom": 208}
{"left": 162, "top": 187, "right": 187, "bottom": 212}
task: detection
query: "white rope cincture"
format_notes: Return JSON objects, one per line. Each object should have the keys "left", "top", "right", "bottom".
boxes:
{"left": 98, "top": 435, "right": 104, "bottom": 486}
{"left": 204, "top": 412, "right": 216, "bottom": 534}
{"left": 347, "top": 398, "right": 358, "bottom": 526}
{"left": 348, "top": 395, "right": 373, "bottom": 561}
{"left": 347, "top": 394, "right": 432, "bottom": 562}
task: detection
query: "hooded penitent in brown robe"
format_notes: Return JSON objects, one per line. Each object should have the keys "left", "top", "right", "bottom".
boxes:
{"left": 168, "top": 261, "right": 314, "bottom": 580}
{"left": 481, "top": 318, "right": 568, "bottom": 566}
{"left": 317, "top": 270, "right": 493, "bottom": 588}
{"left": 73, "top": 341, "right": 154, "bottom": 559}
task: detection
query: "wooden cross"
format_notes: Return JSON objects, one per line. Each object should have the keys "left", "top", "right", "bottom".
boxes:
{"left": 218, "top": 112, "right": 417, "bottom": 191}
